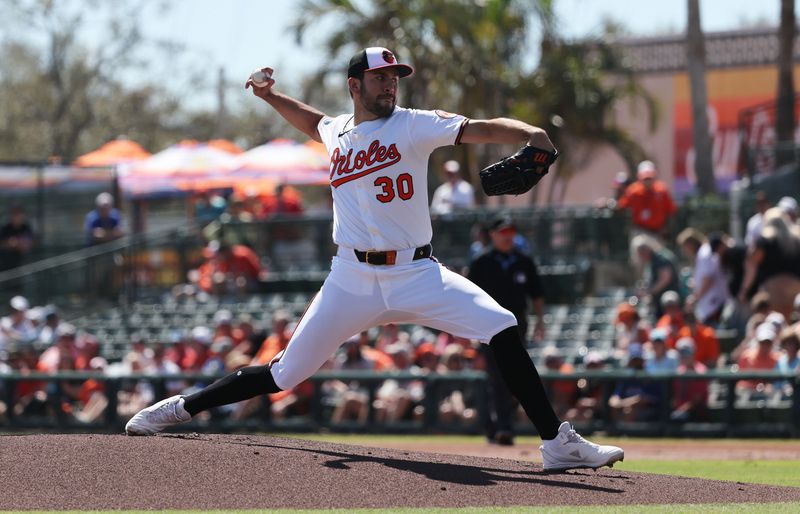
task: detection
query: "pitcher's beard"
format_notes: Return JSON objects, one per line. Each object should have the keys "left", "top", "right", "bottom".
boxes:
{"left": 364, "top": 97, "right": 396, "bottom": 118}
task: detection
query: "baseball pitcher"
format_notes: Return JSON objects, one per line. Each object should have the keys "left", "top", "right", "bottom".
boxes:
{"left": 126, "top": 46, "right": 623, "bottom": 472}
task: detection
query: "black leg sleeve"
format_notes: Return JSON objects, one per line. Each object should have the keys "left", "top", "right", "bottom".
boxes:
{"left": 489, "top": 326, "right": 561, "bottom": 440}
{"left": 183, "top": 365, "right": 282, "bottom": 416}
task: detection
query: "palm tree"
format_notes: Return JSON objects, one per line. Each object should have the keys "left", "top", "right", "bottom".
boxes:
{"left": 775, "top": 0, "right": 796, "bottom": 167}
{"left": 518, "top": 38, "right": 658, "bottom": 203}
{"left": 686, "top": 0, "right": 716, "bottom": 195}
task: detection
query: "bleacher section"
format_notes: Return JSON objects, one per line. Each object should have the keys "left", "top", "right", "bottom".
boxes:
{"left": 70, "top": 290, "right": 628, "bottom": 364}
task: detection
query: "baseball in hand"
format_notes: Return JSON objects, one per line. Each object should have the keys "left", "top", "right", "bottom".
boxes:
{"left": 250, "top": 69, "right": 272, "bottom": 87}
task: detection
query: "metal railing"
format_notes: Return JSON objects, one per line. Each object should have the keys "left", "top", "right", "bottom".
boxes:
{"left": 1, "top": 370, "right": 796, "bottom": 437}
{"left": 0, "top": 225, "right": 204, "bottom": 308}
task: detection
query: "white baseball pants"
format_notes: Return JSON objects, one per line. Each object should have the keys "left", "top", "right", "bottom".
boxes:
{"left": 270, "top": 251, "right": 517, "bottom": 390}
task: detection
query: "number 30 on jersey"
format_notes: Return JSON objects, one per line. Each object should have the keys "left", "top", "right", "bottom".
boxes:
{"left": 374, "top": 173, "right": 414, "bottom": 203}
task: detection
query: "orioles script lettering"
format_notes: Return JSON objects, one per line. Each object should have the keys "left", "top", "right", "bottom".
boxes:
{"left": 330, "top": 140, "right": 402, "bottom": 188}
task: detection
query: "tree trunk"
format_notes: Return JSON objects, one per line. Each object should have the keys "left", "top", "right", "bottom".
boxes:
{"left": 775, "top": 0, "right": 796, "bottom": 167}
{"left": 686, "top": 0, "right": 716, "bottom": 195}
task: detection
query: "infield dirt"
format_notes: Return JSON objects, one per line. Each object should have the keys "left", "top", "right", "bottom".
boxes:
{"left": 2, "top": 433, "right": 799, "bottom": 510}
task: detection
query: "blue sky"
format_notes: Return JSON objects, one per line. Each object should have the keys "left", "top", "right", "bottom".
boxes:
{"left": 87, "top": 0, "right": 786, "bottom": 110}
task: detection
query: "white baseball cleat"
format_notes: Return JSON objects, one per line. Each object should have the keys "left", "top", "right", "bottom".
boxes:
{"left": 125, "top": 395, "right": 191, "bottom": 436}
{"left": 539, "top": 422, "right": 624, "bottom": 472}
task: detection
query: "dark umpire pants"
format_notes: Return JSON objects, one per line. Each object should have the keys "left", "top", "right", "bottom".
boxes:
{"left": 484, "top": 322, "right": 527, "bottom": 439}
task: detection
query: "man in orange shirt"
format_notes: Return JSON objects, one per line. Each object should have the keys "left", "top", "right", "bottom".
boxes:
{"left": 196, "top": 241, "right": 265, "bottom": 294}
{"left": 737, "top": 323, "right": 780, "bottom": 391}
{"left": 617, "top": 160, "right": 677, "bottom": 236}
{"left": 655, "top": 291, "right": 685, "bottom": 348}
{"left": 674, "top": 311, "right": 720, "bottom": 369}
{"left": 252, "top": 310, "right": 293, "bottom": 367}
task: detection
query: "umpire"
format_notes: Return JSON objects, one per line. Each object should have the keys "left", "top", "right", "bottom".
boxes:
{"left": 468, "top": 216, "right": 545, "bottom": 445}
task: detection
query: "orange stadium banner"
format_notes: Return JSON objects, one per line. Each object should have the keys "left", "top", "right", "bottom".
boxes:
{"left": 672, "top": 65, "right": 800, "bottom": 195}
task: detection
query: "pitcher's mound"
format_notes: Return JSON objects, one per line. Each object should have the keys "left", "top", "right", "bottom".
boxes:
{"left": 2, "top": 434, "right": 799, "bottom": 510}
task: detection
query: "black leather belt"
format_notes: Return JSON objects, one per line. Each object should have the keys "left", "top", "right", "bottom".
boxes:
{"left": 354, "top": 244, "right": 432, "bottom": 265}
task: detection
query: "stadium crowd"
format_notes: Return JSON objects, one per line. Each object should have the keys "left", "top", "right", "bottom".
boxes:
{"left": 1, "top": 161, "right": 800, "bottom": 434}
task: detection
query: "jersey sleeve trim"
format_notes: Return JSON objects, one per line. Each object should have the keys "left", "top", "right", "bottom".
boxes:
{"left": 454, "top": 118, "right": 470, "bottom": 146}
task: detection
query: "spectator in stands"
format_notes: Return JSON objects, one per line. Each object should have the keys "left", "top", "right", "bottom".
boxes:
{"left": 608, "top": 343, "right": 661, "bottom": 422}
{"left": 644, "top": 328, "right": 679, "bottom": 373}
{"left": 35, "top": 306, "right": 60, "bottom": 349}
{"left": 670, "top": 337, "right": 709, "bottom": 422}
{"left": 745, "top": 191, "right": 770, "bottom": 249}
{"left": 736, "top": 322, "right": 780, "bottom": 392}
{"left": 123, "top": 333, "right": 153, "bottom": 370}
{"left": 193, "top": 190, "right": 227, "bottom": 226}
{"left": 716, "top": 233, "right": 747, "bottom": 300}
{"left": 8, "top": 344, "right": 49, "bottom": 417}
{"left": 202, "top": 192, "right": 255, "bottom": 248}
{"left": 252, "top": 309, "right": 293, "bottom": 367}
{"left": 145, "top": 342, "right": 184, "bottom": 397}
{"left": 374, "top": 341, "right": 419, "bottom": 423}
{"left": 655, "top": 291, "right": 685, "bottom": 348}
{"left": 614, "top": 302, "right": 649, "bottom": 358}
{"left": 0, "top": 296, "right": 37, "bottom": 356}
{"left": 675, "top": 311, "right": 720, "bottom": 369}
{"left": 162, "top": 329, "right": 188, "bottom": 369}
{"left": 328, "top": 336, "right": 376, "bottom": 423}
{"left": 778, "top": 196, "right": 798, "bottom": 223}
{"left": 564, "top": 350, "right": 607, "bottom": 423}
{"left": 617, "top": 160, "right": 677, "bottom": 237}
{"left": 437, "top": 343, "right": 477, "bottom": 426}
{"left": 202, "top": 337, "right": 234, "bottom": 375}
{"left": 232, "top": 313, "right": 262, "bottom": 356}
{"left": 375, "top": 323, "right": 404, "bottom": 351}
{"left": 339, "top": 329, "right": 391, "bottom": 371}
{"left": 0, "top": 204, "right": 34, "bottom": 271}
{"left": 468, "top": 215, "right": 545, "bottom": 445}
{"left": 430, "top": 160, "right": 475, "bottom": 216}
{"left": 541, "top": 346, "right": 577, "bottom": 420}
{"left": 678, "top": 229, "right": 730, "bottom": 326}
{"left": 85, "top": 192, "right": 124, "bottom": 246}
{"left": 37, "top": 323, "right": 76, "bottom": 372}
{"left": 774, "top": 326, "right": 800, "bottom": 392}
{"left": 182, "top": 326, "right": 212, "bottom": 371}
{"left": 264, "top": 184, "right": 316, "bottom": 269}
{"left": 261, "top": 184, "right": 304, "bottom": 217}
{"left": 193, "top": 241, "right": 265, "bottom": 295}
{"left": 631, "top": 234, "right": 681, "bottom": 320}
{"left": 212, "top": 309, "right": 235, "bottom": 341}
{"left": 413, "top": 342, "right": 440, "bottom": 374}
{"left": 740, "top": 207, "right": 800, "bottom": 318}
{"left": 117, "top": 351, "right": 155, "bottom": 419}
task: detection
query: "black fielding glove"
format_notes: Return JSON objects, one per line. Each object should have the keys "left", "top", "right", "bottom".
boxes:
{"left": 479, "top": 145, "right": 558, "bottom": 196}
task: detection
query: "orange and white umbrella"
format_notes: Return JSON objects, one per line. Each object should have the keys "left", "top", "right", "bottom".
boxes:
{"left": 74, "top": 138, "right": 151, "bottom": 167}
{"left": 120, "top": 141, "right": 238, "bottom": 196}
{"left": 231, "top": 139, "right": 330, "bottom": 185}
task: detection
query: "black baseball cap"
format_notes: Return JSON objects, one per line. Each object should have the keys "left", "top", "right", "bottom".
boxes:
{"left": 347, "top": 47, "right": 414, "bottom": 78}
{"left": 489, "top": 216, "right": 516, "bottom": 231}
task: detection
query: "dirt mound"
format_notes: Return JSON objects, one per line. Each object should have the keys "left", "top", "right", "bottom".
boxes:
{"left": 1, "top": 434, "right": 799, "bottom": 510}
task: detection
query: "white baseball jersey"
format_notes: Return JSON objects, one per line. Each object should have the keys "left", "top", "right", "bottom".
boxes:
{"left": 317, "top": 106, "right": 468, "bottom": 251}
{"left": 269, "top": 105, "right": 517, "bottom": 391}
